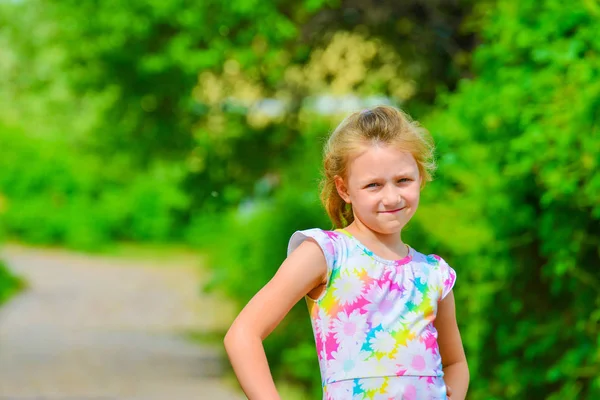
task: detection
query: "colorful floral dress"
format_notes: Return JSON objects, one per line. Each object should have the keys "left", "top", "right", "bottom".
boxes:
{"left": 287, "top": 228, "right": 457, "bottom": 400}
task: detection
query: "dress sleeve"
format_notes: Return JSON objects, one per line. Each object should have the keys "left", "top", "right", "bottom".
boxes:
{"left": 438, "top": 257, "right": 457, "bottom": 300}
{"left": 287, "top": 229, "right": 337, "bottom": 295}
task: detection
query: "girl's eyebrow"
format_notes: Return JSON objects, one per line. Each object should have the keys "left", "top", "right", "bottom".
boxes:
{"left": 394, "top": 172, "right": 417, "bottom": 178}
{"left": 359, "top": 171, "right": 415, "bottom": 181}
{"left": 357, "top": 175, "right": 383, "bottom": 183}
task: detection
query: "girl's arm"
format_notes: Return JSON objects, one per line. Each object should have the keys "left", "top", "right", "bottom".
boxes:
{"left": 434, "top": 290, "right": 470, "bottom": 400}
{"left": 223, "top": 239, "right": 328, "bottom": 400}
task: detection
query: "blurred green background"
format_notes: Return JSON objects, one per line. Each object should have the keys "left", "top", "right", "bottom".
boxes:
{"left": 1, "top": 0, "right": 599, "bottom": 398}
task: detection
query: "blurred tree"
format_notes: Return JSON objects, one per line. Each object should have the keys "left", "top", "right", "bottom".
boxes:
{"left": 18, "top": 0, "right": 312, "bottom": 162}
{"left": 298, "top": 0, "right": 477, "bottom": 102}
{"left": 191, "top": 0, "right": 478, "bottom": 211}
{"left": 0, "top": 0, "right": 479, "bottom": 217}
{"left": 422, "top": 0, "right": 600, "bottom": 398}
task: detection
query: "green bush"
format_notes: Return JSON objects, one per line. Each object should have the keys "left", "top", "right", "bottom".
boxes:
{"left": 0, "top": 260, "right": 24, "bottom": 306}
{"left": 0, "top": 127, "right": 189, "bottom": 250}
{"left": 418, "top": 1, "right": 600, "bottom": 398}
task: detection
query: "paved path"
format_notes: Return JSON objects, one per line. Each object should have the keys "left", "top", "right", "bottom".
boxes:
{"left": 0, "top": 244, "right": 245, "bottom": 399}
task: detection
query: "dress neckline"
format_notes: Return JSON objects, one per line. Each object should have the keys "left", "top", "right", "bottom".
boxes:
{"left": 336, "top": 229, "right": 413, "bottom": 266}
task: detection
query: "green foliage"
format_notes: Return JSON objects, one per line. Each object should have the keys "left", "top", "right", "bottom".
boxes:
{"left": 421, "top": 0, "right": 600, "bottom": 398}
{"left": 32, "top": 0, "right": 306, "bottom": 164}
{"left": 0, "top": 125, "right": 189, "bottom": 250}
{"left": 0, "top": 0, "right": 333, "bottom": 225}
{"left": 0, "top": 260, "right": 23, "bottom": 306}
{"left": 0, "top": 0, "right": 476, "bottom": 242}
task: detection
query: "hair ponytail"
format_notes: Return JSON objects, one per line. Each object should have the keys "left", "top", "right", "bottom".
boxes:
{"left": 320, "top": 173, "right": 353, "bottom": 229}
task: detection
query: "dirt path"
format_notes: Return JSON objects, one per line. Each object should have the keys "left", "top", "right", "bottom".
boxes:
{"left": 0, "top": 243, "right": 245, "bottom": 399}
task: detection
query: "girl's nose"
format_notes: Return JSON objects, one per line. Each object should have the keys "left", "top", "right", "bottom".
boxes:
{"left": 382, "top": 186, "right": 401, "bottom": 207}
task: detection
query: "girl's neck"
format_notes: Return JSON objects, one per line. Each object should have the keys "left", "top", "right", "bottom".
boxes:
{"left": 344, "top": 221, "right": 407, "bottom": 257}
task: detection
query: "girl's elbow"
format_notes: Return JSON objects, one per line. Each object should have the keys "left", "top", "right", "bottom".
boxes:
{"left": 223, "top": 322, "right": 256, "bottom": 354}
{"left": 223, "top": 326, "right": 239, "bottom": 354}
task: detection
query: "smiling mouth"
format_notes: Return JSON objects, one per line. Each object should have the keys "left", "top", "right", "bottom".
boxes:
{"left": 380, "top": 207, "right": 405, "bottom": 214}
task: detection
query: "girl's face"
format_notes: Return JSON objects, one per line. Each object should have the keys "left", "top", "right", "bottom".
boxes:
{"left": 335, "top": 143, "right": 422, "bottom": 235}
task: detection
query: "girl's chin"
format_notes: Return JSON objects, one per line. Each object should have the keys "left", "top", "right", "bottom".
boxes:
{"left": 353, "top": 214, "right": 409, "bottom": 234}
{"left": 367, "top": 222, "right": 406, "bottom": 236}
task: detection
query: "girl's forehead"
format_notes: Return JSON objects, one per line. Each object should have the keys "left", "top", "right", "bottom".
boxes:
{"left": 350, "top": 144, "right": 416, "bottom": 165}
{"left": 345, "top": 144, "right": 418, "bottom": 180}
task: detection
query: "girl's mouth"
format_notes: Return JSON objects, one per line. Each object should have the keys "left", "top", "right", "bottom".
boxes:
{"left": 380, "top": 207, "right": 405, "bottom": 214}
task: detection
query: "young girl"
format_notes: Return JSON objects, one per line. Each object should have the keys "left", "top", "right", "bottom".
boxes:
{"left": 224, "top": 106, "right": 469, "bottom": 399}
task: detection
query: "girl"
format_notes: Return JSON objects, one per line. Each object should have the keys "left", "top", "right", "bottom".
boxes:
{"left": 224, "top": 106, "right": 469, "bottom": 399}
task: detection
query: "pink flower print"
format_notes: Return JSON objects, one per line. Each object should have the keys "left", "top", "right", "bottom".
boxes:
{"left": 443, "top": 273, "right": 456, "bottom": 293}
{"left": 324, "top": 242, "right": 336, "bottom": 259}
{"left": 387, "top": 378, "right": 430, "bottom": 400}
{"left": 395, "top": 339, "right": 438, "bottom": 375}
{"left": 411, "top": 354, "right": 427, "bottom": 371}
{"left": 324, "top": 331, "right": 340, "bottom": 360}
{"left": 363, "top": 282, "right": 406, "bottom": 328}
{"left": 324, "top": 230, "right": 339, "bottom": 240}
{"left": 332, "top": 309, "right": 368, "bottom": 345}
{"left": 423, "top": 331, "right": 439, "bottom": 353}
{"left": 363, "top": 280, "right": 384, "bottom": 300}
{"left": 404, "top": 384, "right": 418, "bottom": 400}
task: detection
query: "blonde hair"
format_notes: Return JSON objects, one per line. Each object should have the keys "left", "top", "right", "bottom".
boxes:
{"left": 320, "top": 105, "right": 436, "bottom": 228}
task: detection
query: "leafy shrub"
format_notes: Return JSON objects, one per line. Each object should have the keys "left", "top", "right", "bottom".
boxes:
{"left": 0, "top": 260, "right": 24, "bottom": 305}
{"left": 0, "top": 127, "right": 189, "bottom": 250}
{"left": 418, "top": 1, "right": 600, "bottom": 398}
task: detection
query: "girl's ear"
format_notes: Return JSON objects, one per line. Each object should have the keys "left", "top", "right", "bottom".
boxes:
{"left": 334, "top": 175, "right": 351, "bottom": 204}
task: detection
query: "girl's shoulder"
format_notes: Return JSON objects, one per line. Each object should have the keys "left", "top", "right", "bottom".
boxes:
{"left": 410, "top": 250, "right": 457, "bottom": 299}
{"left": 286, "top": 228, "right": 344, "bottom": 277}
{"left": 287, "top": 226, "right": 342, "bottom": 252}
{"left": 289, "top": 227, "right": 340, "bottom": 239}
{"left": 410, "top": 249, "right": 450, "bottom": 267}
{"left": 287, "top": 228, "right": 360, "bottom": 255}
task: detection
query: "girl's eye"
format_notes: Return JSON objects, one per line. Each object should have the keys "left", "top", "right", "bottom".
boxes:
{"left": 366, "top": 183, "right": 379, "bottom": 188}
{"left": 398, "top": 178, "right": 411, "bottom": 183}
